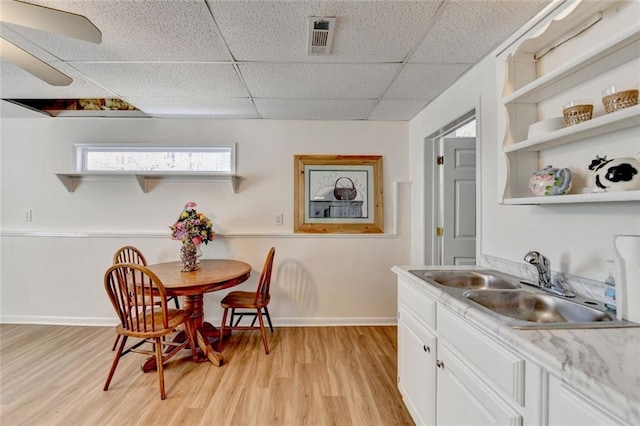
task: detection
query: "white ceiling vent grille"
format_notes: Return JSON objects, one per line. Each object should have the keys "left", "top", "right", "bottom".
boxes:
{"left": 307, "top": 17, "right": 336, "bottom": 55}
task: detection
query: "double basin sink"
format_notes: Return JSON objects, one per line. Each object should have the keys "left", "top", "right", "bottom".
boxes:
{"left": 409, "top": 269, "right": 638, "bottom": 329}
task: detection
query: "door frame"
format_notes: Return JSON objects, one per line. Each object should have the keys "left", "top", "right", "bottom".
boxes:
{"left": 424, "top": 108, "right": 482, "bottom": 265}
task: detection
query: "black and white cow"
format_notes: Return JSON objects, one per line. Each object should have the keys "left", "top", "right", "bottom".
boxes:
{"left": 588, "top": 155, "right": 640, "bottom": 191}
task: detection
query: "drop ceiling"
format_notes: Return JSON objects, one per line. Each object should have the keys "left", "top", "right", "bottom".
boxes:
{"left": 0, "top": 0, "right": 552, "bottom": 120}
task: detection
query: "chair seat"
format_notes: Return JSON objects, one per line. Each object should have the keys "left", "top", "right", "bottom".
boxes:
{"left": 115, "top": 309, "right": 188, "bottom": 339}
{"left": 220, "top": 291, "right": 270, "bottom": 309}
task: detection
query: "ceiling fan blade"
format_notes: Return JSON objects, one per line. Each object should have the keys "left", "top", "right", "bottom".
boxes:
{"left": 0, "top": 0, "right": 101, "bottom": 43}
{"left": 0, "top": 37, "right": 72, "bottom": 86}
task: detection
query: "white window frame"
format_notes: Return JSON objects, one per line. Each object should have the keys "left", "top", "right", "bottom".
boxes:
{"left": 74, "top": 143, "right": 236, "bottom": 175}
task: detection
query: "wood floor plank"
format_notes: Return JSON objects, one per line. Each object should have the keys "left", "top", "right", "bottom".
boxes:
{"left": 0, "top": 324, "right": 414, "bottom": 425}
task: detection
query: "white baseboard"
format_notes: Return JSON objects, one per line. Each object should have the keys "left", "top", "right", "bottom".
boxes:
{"left": 0, "top": 315, "right": 398, "bottom": 327}
{"left": 0, "top": 315, "right": 119, "bottom": 327}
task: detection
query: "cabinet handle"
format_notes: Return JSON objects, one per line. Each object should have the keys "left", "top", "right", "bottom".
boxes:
{"left": 436, "top": 360, "right": 444, "bottom": 369}
{"left": 423, "top": 344, "right": 430, "bottom": 353}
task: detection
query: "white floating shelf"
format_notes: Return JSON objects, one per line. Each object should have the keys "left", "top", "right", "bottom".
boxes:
{"left": 503, "top": 190, "right": 640, "bottom": 205}
{"left": 504, "top": 105, "right": 640, "bottom": 153}
{"left": 56, "top": 172, "right": 241, "bottom": 193}
{"left": 503, "top": 25, "right": 640, "bottom": 105}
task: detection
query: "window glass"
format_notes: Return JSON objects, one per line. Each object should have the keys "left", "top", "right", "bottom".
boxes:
{"left": 453, "top": 119, "right": 476, "bottom": 137}
{"left": 76, "top": 145, "right": 234, "bottom": 173}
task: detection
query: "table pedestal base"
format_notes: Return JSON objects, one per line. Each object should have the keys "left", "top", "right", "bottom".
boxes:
{"left": 141, "top": 294, "right": 226, "bottom": 372}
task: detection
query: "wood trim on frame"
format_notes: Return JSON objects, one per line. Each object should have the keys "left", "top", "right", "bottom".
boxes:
{"left": 294, "top": 155, "right": 383, "bottom": 234}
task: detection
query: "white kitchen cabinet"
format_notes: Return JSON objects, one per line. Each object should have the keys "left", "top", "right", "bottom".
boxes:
{"left": 497, "top": 0, "right": 640, "bottom": 204}
{"left": 436, "top": 343, "right": 522, "bottom": 426}
{"left": 398, "top": 307, "right": 437, "bottom": 425}
{"left": 394, "top": 267, "right": 637, "bottom": 425}
{"left": 397, "top": 277, "right": 527, "bottom": 425}
{"left": 547, "top": 375, "right": 623, "bottom": 426}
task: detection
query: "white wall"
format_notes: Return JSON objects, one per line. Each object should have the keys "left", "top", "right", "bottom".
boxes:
{"left": 409, "top": 3, "right": 640, "bottom": 283}
{"left": 0, "top": 118, "right": 410, "bottom": 325}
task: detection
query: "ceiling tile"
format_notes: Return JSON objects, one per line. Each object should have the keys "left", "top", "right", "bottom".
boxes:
{"left": 4, "top": 0, "right": 231, "bottom": 61}
{"left": 240, "top": 63, "right": 400, "bottom": 99}
{"left": 70, "top": 63, "right": 248, "bottom": 98}
{"left": 384, "top": 63, "right": 472, "bottom": 100}
{"left": 368, "top": 100, "right": 429, "bottom": 121}
{"left": 411, "top": 0, "right": 551, "bottom": 63}
{"left": 208, "top": 0, "right": 441, "bottom": 62}
{"left": 0, "top": 0, "right": 554, "bottom": 120}
{"left": 254, "top": 99, "right": 377, "bottom": 120}
{"left": 0, "top": 26, "right": 59, "bottom": 62}
{"left": 126, "top": 97, "right": 258, "bottom": 119}
{"left": 0, "top": 60, "right": 117, "bottom": 99}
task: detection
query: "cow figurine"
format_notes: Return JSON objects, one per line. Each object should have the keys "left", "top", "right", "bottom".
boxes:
{"left": 588, "top": 155, "right": 640, "bottom": 192}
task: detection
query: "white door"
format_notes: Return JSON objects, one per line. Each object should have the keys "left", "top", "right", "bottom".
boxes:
{"left": 441, "top": 137, "right": 476, "bottom": 265}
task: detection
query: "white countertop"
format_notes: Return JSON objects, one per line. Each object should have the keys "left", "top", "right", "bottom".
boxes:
{"left": 392, "top": 265, "right": 640, "bottom": 424}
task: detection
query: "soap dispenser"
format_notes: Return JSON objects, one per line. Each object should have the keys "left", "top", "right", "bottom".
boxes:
{"left": 604, "top": 260, "right": 616, "bottom": 313}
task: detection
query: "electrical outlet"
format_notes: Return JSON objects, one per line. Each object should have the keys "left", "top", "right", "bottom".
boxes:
{"left": 23, "top": 209, "right": 32, "bottom": 222}
{"left": 275, "top": 213, "right": 284, "bottom": 226}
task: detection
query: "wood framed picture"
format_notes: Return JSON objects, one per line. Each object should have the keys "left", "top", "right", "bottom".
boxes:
{"left": 294, "top": 155, "right": 383, "bottom": 234}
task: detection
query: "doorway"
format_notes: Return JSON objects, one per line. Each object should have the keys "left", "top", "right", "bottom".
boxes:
{"left": 425, "top": 111, "right": 477, "bottom": 266}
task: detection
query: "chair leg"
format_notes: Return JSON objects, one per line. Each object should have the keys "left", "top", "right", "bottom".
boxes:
{"left": 232, "top": 308, "right": 242, "bottom": 327}
{"left": 104, "top": 335, "right": 127, "bottom": 391}
{"left": 111, "top": 334, "right": 121, "bottom": 351}
{"left": 263, "top": 306, "right": 274, "bottom": 332}
{"left": 218, "top": 308, "right": 229, "bottom": 351}
{"left": 256, "top": 309, "right": 269, "bottom": 355}
{"left": 172, "top": 296, "right": 180, "bottom": 309}
{"left": 155, "top": 337, "right": 166, "bottom": 400}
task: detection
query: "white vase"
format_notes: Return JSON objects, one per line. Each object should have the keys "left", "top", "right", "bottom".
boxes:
{"left": 195, "top": 244, "right": 203, "bottom": 264}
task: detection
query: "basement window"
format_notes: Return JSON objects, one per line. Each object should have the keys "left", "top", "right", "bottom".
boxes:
{"left": 75, "top": 144, "right": 235, "bottom": 174}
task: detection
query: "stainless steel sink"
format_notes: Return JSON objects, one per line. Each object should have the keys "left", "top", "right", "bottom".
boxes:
{"left": 408, "top": 269, "right": 639, "bottom": 329}
{"left": 464, "top": 290, "right": 616, "bottom": 325}
{"left": 409, "top": 270, "right": 521, "bottom": 290}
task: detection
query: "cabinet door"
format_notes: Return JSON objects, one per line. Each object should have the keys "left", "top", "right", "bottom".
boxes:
{"left": 436, "top": 343, "right": 522, "bottom": 426}
{"left": 548, "top": 376, "right": 622, "bottom": 426}
{"left": 398, "top": 309, "right": 437, "bottom": 426}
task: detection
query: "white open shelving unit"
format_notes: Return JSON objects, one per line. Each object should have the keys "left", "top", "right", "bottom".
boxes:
{"left": 56, "top": 172, "right": 241, "bottom": 193}
{"left": 499, "top": 0, "right": 640, "bottom": 205}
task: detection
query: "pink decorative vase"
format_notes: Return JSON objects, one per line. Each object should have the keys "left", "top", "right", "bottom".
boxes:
{"left": 180, "top": 239, "right": 198, "bottom": 272}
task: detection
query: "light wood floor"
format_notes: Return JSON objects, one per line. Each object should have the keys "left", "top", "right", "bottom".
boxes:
{"left": 0, "top": 324, "right": 414, "bottom": 426}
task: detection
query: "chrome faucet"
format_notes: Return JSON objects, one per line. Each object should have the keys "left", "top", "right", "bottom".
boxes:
{"left": 523, "top": 251, "right": 575, "bottom": 298}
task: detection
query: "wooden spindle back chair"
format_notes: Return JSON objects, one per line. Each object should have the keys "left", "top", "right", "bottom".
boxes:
{"left": 112, "top": 246, "right": 179, "bottom": 307}
{"left": 111, "top": 246, "right": 180, "bottom": 352}
{"left": 103, "top": 263, "right": 196, "bottom": 400}
{"left": 219, "top": 247, "right": 276, "bottom": 354}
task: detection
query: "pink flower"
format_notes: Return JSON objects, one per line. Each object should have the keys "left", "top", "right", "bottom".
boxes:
{"left": 170, "top": 201, "right": 215, "bottom": 245}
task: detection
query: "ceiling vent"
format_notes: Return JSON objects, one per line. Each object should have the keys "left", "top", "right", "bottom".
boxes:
{"left": 307, "top": 17, "right": 336, "bottom": 55}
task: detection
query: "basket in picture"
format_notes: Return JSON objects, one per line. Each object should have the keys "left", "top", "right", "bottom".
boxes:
{"left": 333, "top": 177, "right": 357, "bottom": 200}
{"left": 602, "top": 86, "right": 638, "bottom": 114}
{"left": 562, "top": 100, "right": 593, "bottom": 126}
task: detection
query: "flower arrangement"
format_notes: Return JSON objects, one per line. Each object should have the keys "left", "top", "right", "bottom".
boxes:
{"left": 170, "top": 201, "right": 215, "bottom": 245}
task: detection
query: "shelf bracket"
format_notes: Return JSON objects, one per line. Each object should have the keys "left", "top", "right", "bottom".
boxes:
{"left": 231, "top": 175, "right": 241, "bottom": 193}
{"left": 56, "top": 174, "right": 80, "bottom": 192}
{"left": 134, "top": 175, "right": 149, "bottom": 193}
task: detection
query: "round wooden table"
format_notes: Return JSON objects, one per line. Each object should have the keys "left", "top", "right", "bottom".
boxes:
{"left": 146, "top": 259, "right": 251, "bottom": 369}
